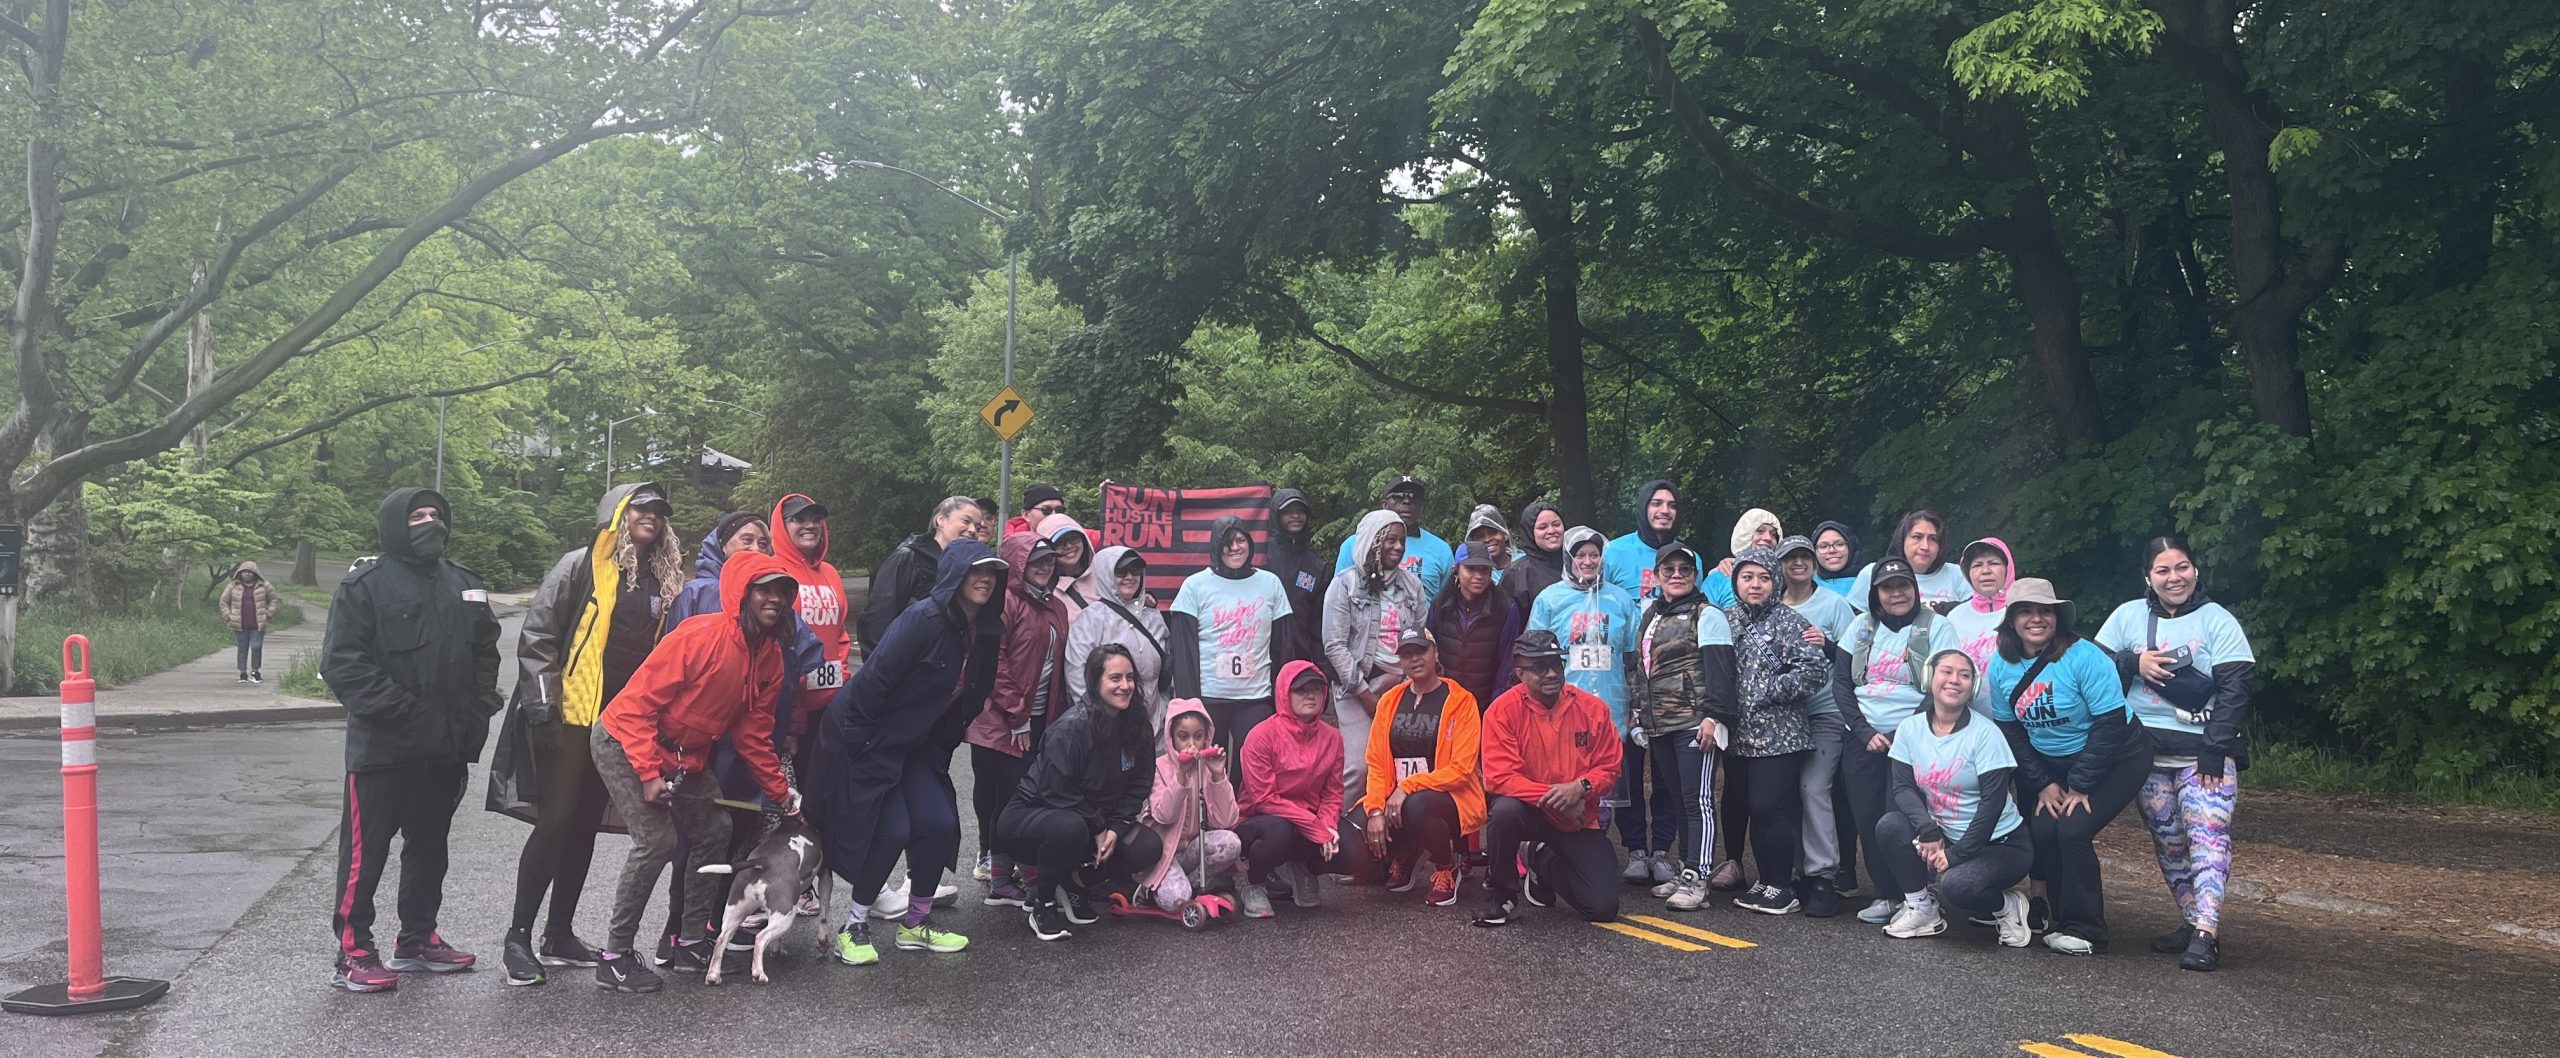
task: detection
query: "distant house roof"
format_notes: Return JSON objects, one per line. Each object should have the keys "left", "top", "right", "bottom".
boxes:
{"left": 701, "top": 446, "right": 752, "bottom": 470}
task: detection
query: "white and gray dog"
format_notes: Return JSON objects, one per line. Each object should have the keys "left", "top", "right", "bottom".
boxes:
{"left": 698, "top": 815, "right": 828, "bottom": 985}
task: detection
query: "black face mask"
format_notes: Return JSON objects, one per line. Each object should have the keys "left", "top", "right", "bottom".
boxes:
{"left": 408, "top": 520, "right": 450, "bottom": 560}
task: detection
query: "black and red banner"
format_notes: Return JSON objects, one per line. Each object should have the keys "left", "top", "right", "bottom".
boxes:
{"left": 1099, "top": 481, "right": 1273, "bottom": 609}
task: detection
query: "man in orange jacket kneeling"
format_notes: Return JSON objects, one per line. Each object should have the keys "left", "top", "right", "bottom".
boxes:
{"left": 1474, "top": 629, "right": 1624, "bottom": 927}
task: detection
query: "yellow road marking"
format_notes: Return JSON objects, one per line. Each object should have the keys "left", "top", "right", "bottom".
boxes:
{"left": 2063, "top": 1035, "right": 2183, "bottom": 1058}
{"left": 2017, "top": 1044, "right": 2098, "bottom": 1058}
{"left": 1624, "top": 914, "right": 1759, "bottom": 949}
{"left": 1592, "top": 920, "right": 1708, "bottom": 952}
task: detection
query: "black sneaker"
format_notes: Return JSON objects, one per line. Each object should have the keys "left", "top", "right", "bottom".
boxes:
{"left": 1060, "top": 888, "right": 1102, "bottom": 926}
{"left": 1734, "top": 882, "right": 1802, "bottom": 915}
{"left": 2152, "top": 923, "right": 2197, "bottom": 954}
{"left": 537, "top": 932, "right": 602, "bottom": 968}
{"left": 249, "top": 672, "right": 263, "bottom": 684}
{"left": 1472, "top": 898, "right": 1516, "bottom": 928}
{"left": 593, "top": 949, "right": 661, "bottom": 993}
{"left": 2027, "top": 895, "right": 2053, "bottom": 934}
{"left": 652, "top": 933, "right": 680, "bottom": 966}
{"left": 502, "top": 934, "right": 544, "bottom": 986}
{"left": 2179, "top": 931, "right": 2220, "bottom": 972}
{"left": 1521, "top": 845, "right": 1553, "bottom": 908}
{"left": 1026, "top": 901, "right": 1073, "bottom": 942}
{"left": 659, "top": 938, "right": 710, "bottom": 975}
{"left": 1802, "top": 878, "right": 1842, "bottom": 919}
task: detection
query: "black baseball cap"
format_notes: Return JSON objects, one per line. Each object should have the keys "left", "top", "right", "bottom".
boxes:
{"left": 1873, "top": 556, "right": 1918, "bottom": 586}
{"left": 781, "top": 496, "right": 830, "bottom": 522}
{"left": 1513, "top": 629, "right": 1564, "bottom": 660}
{"left": 626, "top": 487, "right": 673, "bottom": 516}
{"left": 1455, "top": 545, "right": 1497, "bottom": 569}
{"left": 1382, "top": 475, "right": 1425, "bottom": 498}
{"left": 1394, "top": 627, "right": 1436, "bottom": 654}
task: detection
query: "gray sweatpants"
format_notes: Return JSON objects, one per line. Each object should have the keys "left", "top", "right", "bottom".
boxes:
{"left": 592, "top": 725, "right": 730, "bottom": 952}
{"left": 1798, "top": 711, "right": 1847, "bottom": 884}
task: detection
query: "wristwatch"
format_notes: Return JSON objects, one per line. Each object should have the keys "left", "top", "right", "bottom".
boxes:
{"left": 1578, "top": 779, "right": 1593, "bottom": 795}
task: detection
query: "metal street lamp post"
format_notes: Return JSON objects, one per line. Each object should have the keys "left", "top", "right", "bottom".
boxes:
{"left": 604, "top": 409, "right": 654, "bottom": 489}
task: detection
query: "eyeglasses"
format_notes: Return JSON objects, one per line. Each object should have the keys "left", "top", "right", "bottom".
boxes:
{"left": 1033, "top": 503, "right": 1064, "bottom": 516}
{"left": 1523, "top": 658, "right": 1564, "bottom": 675}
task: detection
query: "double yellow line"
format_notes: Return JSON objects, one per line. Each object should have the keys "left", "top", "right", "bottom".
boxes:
{"left": 2019, "top": 1034, "right": 2183, "bottom": 1058}
{"left": 1592, "top": 914, "right": 1758, "bottom": 953}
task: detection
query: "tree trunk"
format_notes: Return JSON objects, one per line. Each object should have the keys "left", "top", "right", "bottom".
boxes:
{"left": 292, "top": 539, "right": 318, "bottom": 586}
{"left": 1523, "top": 182, "right": 1598, "bottom": 527}
{"left": 1974, "top": 102, "right": 2112, "bottom": 449}
{"left": 22, "top": 477, "right": 87, "bottom": 607}
{"left": 2435, "top": 55, "right": 2497, "bottom": 291}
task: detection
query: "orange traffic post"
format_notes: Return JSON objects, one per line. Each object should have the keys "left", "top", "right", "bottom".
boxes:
{"left": 4, "top": 635, "right": 170, "bottom": 1016}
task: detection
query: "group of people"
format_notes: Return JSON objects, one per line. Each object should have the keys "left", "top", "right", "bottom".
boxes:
{"left": 314, "top": 473, "right": 2254, "bottom": 997}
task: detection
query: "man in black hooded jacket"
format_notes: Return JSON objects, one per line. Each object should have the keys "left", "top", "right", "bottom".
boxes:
{"left": 1263, "top": 488, "right": 1330, "bottom": 676}
{"left": 320, "top": 487, "right": 502, "bottom": 993}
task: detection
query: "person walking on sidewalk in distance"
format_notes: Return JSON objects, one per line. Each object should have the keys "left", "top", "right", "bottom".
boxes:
{"left": 1007, "top": 482, "right": 1066, "bottom": 540}
{"left": 1263, "top": 489, "right": 1332, "bottom": 674}
{"left": 1333, "top": 475, "right": 1453, "bottom": 599}
{"left": 491, "top": 483, "right": 682, "bottom": 984}
{"left": 1172, "top": 515, "right": 1295, "bottom": 780}
{"left": 221, "top": 561, "right": 280, "bottom": 684}
{"left": 812, "top": 542, "right": 1003, "bottom": 967}
{"left": 1324, "top": 508, "right": 1428, "bottom": 816}
{"left": 1986, "top": 578, "right": 2152, "bottom": 955}
{"left": 1839, "top": 556, "right": 1962, "bottom": 926}
{"left": 1602, "top": 480, "right": 1683, "bottom": 602}
{"left": 1722, "top": 546, "right": 1833, "bottom": 916}
{"left": 995, "top": 646, "right": 1164, "bottom": 941}
{"left": 1232, "top": 661, "right": 1351, "bottom": 919}
{"left": 1527, "top": 528, "right": 1643, "bottom": 885}
{"left": 967, "top": 532, "right": 1071, "bottom": 909}
{"left": 1474, "top": 630, "right": 1623, "bottom": 927}
{"left": 321, "top": 487, "right": 502, "bottom": 993}
{"left": 860, "top": 496, "right": 987, "bottom": 655}
{"left": 1630, "top": 543, "right": 1737, "bottom": 913}
{"left": 2095, "top": 536, "right": 2254, "bottom": 972}
{"left": 1501, "top": 501, "right": 1567, "bottom": 609}
{"left": 1875, "top": 649, "right": 2035, "bottom": 946}
{"left": 589, "top": 552, "right": 802, "bottom": 993}
{"left": 653, "top": 513, "right": 823, "bottom": 973}
{"left": 769, "top": 493, "right": 853, "bottom": 807}
{"left": 1778, "top": 535, "right": 1858, "bottom": 917}
{"left": 1359, "top": 629, "right": 1485, "bottom": 908}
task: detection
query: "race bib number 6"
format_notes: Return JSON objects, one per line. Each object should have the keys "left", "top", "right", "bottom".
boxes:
{"left": 1569, "top": 643, "right": 1611, "bottom": 673}
{"left": 802, "top": 659, "right": 845, "bottom": 691}
{"left": 1219, "top": 652, "right": 1248, "bottom": 679}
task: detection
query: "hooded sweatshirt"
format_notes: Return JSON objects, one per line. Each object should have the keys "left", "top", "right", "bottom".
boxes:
{"left": 1322, "top": 509, "right": 1430, "bottom": 709}
{"left": 1238, "top": 660, "right": 1345, "bottom": 844}
{"left": 1528, "top": 527, "right": 1640, "bottom": 731}
{"left": 511, "top": 482, "right": 677, "bottom": 730}
{"left": 1035, "top": 511, "right": 1105, "bottom": 624}
{"left": 1262, "top": 489, "right": 1331, "bottom": 672}
{"left": 770, "top": 493, "right": 852, "bottom": 737}
{"left": 326, "top": 487, "right": 502, "bottom": 772}
{"left": 1361, "top": 676, "right": 1487, "bottom": 836}
{"left": 1944, "top": 537, "right": 2017, "bottom": 715}
{"left": 1721, "top": 547, "right": 1830, "bottom": 757}
{"left": 1334, "top": 510, "right": 1455, "bottom": 599}
{"left": 1007, "top": 688, "right": 1158, "bottom": 840}
{"left": 598, "top": 551, "right": 794, "bottom": 805}
{"left": 1704, "top": 508, "right": 1783, "bottom": 608}
{"left": 1812, "top": 520, "right": 1862, "bottom": 597}
{"left": 670, "top": 526, "right": 827, "bottom": 805}
{"left": 1502, "top": 501, "right": 1566, "bottom": 609}
{"left": 1481, "top": 679, "right": 1621, "bottom": 830}
{"left": 971, "top": 533, "right": 1071, "bottom": 758}
{"left": 858, "top": 530, "right": 944, "bottom": 654}
{"left": 820, "top": 541, "right": 1007, "bottom": 784}
{"left": 1634, "top": 543, "right": 1739, "bottom": 739}
{"left": 1140, "top": 699, "right": 1241, "bottom": 891}
{"left": 1171, "top": 516, "right": 1294, "bottom": 702}
{"left": 1603, "top": 480, "right": 1681, "bottom": 601}
{"left": 1065, "top": 545, "right": 1173, "bottom": 723}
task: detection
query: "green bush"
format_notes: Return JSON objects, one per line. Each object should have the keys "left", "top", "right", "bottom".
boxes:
{"left": 280, "top": 649, "right": 332, "bottom": 702}
{"left": 9, "top": 587, "right": 304, "bottom": 695}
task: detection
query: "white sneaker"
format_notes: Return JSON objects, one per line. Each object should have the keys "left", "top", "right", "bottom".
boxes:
{"left": 1885, "top": 902, "right": 1947, "bottom": 938}
{"left": 2043, "top": 931, "right": 2095, "bottom": 956}
{"left": 1994, "top": 887, "right": 2032, "bottom": 948}
{"left": 1665, "top": 870, "right": 1709, "bottom": 912}
{"left": 1238, "top": 883, "right": 1274, "bottom": 919}
{"left": 1857, "top": 898, "right": 1900, "bottom": 924}
{"left": 1650, "top": 873, "right": 1680, "bottom": 900}
{"left": 972, "top": 852, "right": 992, "bottom": 882}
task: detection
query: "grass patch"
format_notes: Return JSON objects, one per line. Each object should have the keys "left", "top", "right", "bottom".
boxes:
{"left": 273, "top": 581, "right": 334, "bottom": 609}
{"left": 280, "top": 648, "right": 332, "bottom": 701}
{"left": 2249, "top": 741, "right": 2560, "bottom": 814}
{"left": 9, "top": 575, "right": 304, "bottom": 695}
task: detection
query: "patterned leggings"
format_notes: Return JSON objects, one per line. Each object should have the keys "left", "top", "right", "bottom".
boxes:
{"left": 1153, "top": 830, "right": 1242, "bottom": 912}
{"left": 2138, "top": 765, "right": 2237, "bottom": 933}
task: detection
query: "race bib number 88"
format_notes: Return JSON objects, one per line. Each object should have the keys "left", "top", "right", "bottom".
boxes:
{"left": 802, "top": 659, "right": 845, "bottom": 691}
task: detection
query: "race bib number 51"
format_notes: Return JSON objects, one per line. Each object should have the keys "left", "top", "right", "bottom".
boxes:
{"left": 1569, "top": 644, "right": 1611, "bottom": 673}
{"left": 802, "top": 659, "right": 845, "bottom": 691}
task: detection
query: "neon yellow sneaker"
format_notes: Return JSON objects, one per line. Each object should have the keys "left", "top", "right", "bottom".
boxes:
{"left": 894, "top": 918, "right": 969, "bottom": 953}
{"left": 830, "top": 923, "right": 878, "bottom": 966}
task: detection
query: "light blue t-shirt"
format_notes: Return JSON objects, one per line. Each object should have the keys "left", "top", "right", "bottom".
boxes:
{"left": 1984, "top": 640, "right": 2129, "bottom": 758}
{"left": 1335, "top": 526, "right": 1453, "bottom": 601}
{"left": 1843, "top": 612, "right": 1962, "bottom": 732}
{"left": 1816, "top": 573, "right": 1857, "bottom": 598}
{"left": 1943, "top": 601, "right": 2006, "bottom": 717}
{"left": 1703, "top": 568, "right": 1736, "bottom": 608}
{"left": 1601, "top": 531, "right": 1671, "bottom": 602}
{"left": 2093, "top": 600, "right": 2254, "bottom": 737}
{"left": 1845, "top": 560, "right": 1970, "bottom": 613}
{"left": 1528, "top": 577, "right": 1640, "bottom": 730}
{"left": 1786, "top": 589, "right": 1856, "bottom": 717}
{"left": 1890, "top": 712, "right": 2022, "bottom": 843}
{"left": 1170, "top": 569, "right": 1293, "bottom": 701}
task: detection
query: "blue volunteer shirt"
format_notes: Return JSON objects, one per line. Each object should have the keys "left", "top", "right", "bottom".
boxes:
{"left": 1335, "top": 526, "right": 1454, "bottom": 601}
{"left": 1889, "top": 712, "right": 2023, "bottom": 843}
{"left": 1984, "top": 640, "right": 2129, "bottom": 758}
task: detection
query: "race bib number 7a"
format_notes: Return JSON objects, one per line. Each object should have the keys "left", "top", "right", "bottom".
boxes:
{"left": 1569, "top": 643, "right": 1612, "bottom": 673}
{"left": 802, "top": 659, "right": 845, "bottom": 691}
{"left": 1395, "top": 757, "right": 1429, "bottom": 783}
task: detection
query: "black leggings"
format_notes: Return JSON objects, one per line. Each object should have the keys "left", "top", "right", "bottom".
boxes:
{"left": 993, "top": 805, "right": 1165, "bottom": 901}
{"left": 2026, "top": 741, "right": 2151, "bottom": 945}
{"left": 510, "top": 723, "right": 609, "bottom": 936}
{"left": 1202, "top": 697, "right": 1275, "bottom": 787}
{"left": 1235, "top": 812, "right": 1352, "bottom": 883}
{"left": 1383, "top": 789, "right": 1462, "bottom": 869}
{"left": 971, "top": 745, "right": 1032, "bottom": 867}
{"left": 1841, "top": 738, "right": 1901, "bottom": 901}
{"left": 1720, "top": 762, "right": 1751, "bottom": 866}
{"left": 1730, "top": 751, "right": 1807, "bottom": 890}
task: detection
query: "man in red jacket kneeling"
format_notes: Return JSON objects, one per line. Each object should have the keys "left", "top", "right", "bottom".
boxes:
{"left": 590, "top": 550, "right": 802, "bottom": 993}
{"left": 1474, "top": 629, "right": 1624, "bottom": 928}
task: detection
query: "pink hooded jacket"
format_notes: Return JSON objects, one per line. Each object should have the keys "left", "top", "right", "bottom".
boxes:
{"left": 1237, "top": 659, "right": 1343, "bottom": 844}
{"left": 1962, "top": 536, "right": 2017, "bottom": 612}
{"left": 1140, "top": 698, "right": 1240, "bottom": 890}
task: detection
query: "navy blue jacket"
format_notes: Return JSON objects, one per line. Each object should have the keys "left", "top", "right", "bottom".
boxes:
{"left": 819, "top": 540, "right": 1006, "bottom": 785}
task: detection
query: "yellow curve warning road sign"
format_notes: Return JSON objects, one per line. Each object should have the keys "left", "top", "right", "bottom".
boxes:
{"left": 980, "top": 387, "right": 1035, "bottom": 441}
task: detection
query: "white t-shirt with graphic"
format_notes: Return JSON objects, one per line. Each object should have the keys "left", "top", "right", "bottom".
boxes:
{"left": 1171, "top": 570, "right": 1294, "bottom": 701}
{"left": 2094, "top": 600, "right": 2253, "bottom": 737}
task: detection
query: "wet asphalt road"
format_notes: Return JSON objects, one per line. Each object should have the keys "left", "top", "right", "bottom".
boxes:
{"left": 5, "top": 722, "right": 2556, "bottom": 1058}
